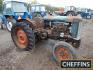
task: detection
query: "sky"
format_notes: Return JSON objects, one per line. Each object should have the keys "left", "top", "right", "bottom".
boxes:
{"left": 37, "top": 0, "right": 93, "bottom": 9}
{"left": 4, "top": 0, "right": 93, "bottom": 9}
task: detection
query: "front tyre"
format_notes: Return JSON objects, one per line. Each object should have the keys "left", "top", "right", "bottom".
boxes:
{"left": 53, "top": 41, "right": 77, "bottom": 63}
{"left": 0, "top": 23, "right": 3, "bottom": 29}
{"left": 6, "top": 21, "right": 13, "bottom": 31}
{"left": 11, "top": 22, "right": 35, "bottom": 51}
{"left": 6, "top": 19, "right": 16, "bottom": 32}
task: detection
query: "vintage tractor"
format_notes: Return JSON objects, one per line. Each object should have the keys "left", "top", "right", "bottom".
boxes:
{"left": 11, "top": 10, "right": 82, "bottom": 64}
{"left": 2, "top": 1, "right": 32, "bottom": 31}
{"left": 64, "top": 6, "right": 77, "bottom": 16}
{"left": 29, "top": 4, "right": 46, "bottom": 18}
{"left": 77, "top": 8, "right": 92, "bottom": 19}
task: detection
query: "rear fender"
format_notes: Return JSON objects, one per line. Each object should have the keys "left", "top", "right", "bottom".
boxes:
{"left": 25, "top": 18, "right": 36, "bottom": 29}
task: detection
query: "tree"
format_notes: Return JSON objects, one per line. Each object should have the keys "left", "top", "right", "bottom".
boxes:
{"left": 0, "top": 0, "right": 3, "bottom": 12}
{"left": 45, "top": 5, "right": 59, "bottom": 13}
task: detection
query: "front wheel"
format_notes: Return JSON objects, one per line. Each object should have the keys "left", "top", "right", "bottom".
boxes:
{"left": 11, "top": 22, "right": 35, "bottom": 51}
{"left": 87, "top": 15, "right": 91, "bottom": 19}
{"left": 6, "top": 19, "right": 16, "bottom": 32}
{"left": 53, "top": 41, "right": 77, "bottom": 63}
{"left": 0, "top": 23, "right": 3, "bottom": 29}
{"left": 6, "top": 21, "right": 13, "bottom": 31}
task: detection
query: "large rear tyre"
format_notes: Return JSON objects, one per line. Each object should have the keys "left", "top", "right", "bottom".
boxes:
{"left": 11, "top": 22, "right": 35, "bottom": 51}
{"left": 66, "top": 11, "right": 76, "bottom": 16}
{"left": 53, "top": 41, "right": 77, "bottom": 63}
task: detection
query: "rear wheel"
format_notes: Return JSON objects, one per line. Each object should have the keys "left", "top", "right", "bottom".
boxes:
{"left": 66, "top": 11, "right": 76, "bottom": 16}
{"left": 11, "top": 22, "right": 35, "bottom": 51}
{"left": 53, "top": 41, "right": 77, "bottom": 63}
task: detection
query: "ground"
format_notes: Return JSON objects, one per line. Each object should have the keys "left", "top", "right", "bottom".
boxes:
{"left": 0, "top": 19, "right": 93, "bottom": 70}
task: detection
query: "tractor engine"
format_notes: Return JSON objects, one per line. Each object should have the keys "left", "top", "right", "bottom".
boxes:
{"left": 31, "top": 17, "right": 81, "bottom": 48}
{"left": 44, "top": 20, "right": 71, "bottom": 40}
{"left": 33, "top": 17, "right": 72, "bottom": 40}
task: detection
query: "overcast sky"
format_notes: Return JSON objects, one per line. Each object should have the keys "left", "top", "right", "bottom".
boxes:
{"left": 37, "top": 0, "right": 93, "bottom": 9}
{"left": 4, "top": 0, "right": 93, "bottom": 9}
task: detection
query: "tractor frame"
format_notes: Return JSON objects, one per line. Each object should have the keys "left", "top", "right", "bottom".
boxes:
{"left": 11, "top": 14, "right": 82, "bottom": 64}
{"left": 3, "top": 1, "right": 82, "bottom": 64}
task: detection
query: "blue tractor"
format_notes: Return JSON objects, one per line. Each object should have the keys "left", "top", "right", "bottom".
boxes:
{"left": 2, "top": 1, "right": 32, "bottom": 31}
{"left": 30, "top": 4, "right": 46, "bottom": 18}
{"left": 3, "top": 1, "right": 82, "bottom": 64}
{"left": 11, "top": 15, "right": 82, "bottom": 64}
{"left": 77, "top": 8, "right": 92, "bottom": 19}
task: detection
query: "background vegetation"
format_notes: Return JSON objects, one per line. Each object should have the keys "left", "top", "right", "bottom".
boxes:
{"left": 0, "top": 0, "right": 2, "bottom": 13}
{"left": 45, "top": 5, "right": 59, "bottom": 13}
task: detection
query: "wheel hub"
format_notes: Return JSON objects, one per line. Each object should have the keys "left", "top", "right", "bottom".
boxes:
{"left": 17, "top": 29, "right": 28, "bottom": 48}
{"left": 55, "top": 46, "right": 70, "bottom": 60}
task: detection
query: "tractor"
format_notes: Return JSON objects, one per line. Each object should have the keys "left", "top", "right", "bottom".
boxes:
{"left": 64, "top": 6, "right": 77, "bottom": 16}
{"left": 29, "top": 4, "right": 46, "bottom": 18}
{"left": 2, "top": 1, "right": 32, "bottom": 31}
{"left": 7, "top": 1, "right": 82, "bottom": 64}
{"left": 11, "top": 14, "right": 82, "bottom": 64}
{"left": 77, "top": 8, "right": 92, "bottom": 19}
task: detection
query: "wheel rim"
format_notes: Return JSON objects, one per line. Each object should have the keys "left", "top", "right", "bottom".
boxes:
{"left": 7, "top": 22, "right": 12, "bottom": 31}
{"left": 16, "top": 29, "right": 28, "bottom": 49}
{"left": 54, "top": 46, "right": 71, "bottom": 61}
